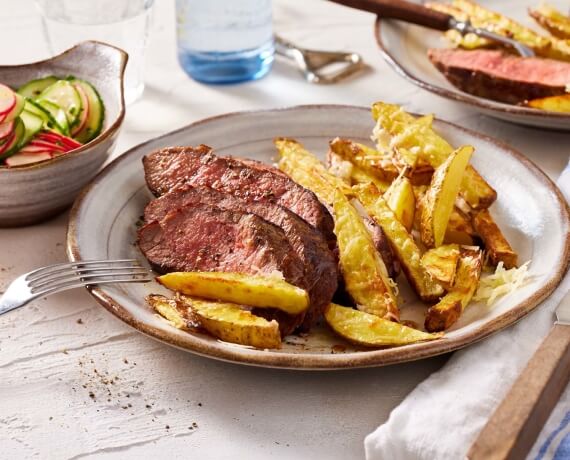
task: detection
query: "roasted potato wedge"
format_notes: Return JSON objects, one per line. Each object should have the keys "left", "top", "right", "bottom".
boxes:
{"left": 333, "top": 189, "right": 399, "bottom": 320}
{"left": 276, "top": 137, "right": 347, "bottom": 204}
{"left": 178, "top": 295, "right": 281, "bottom": 349}
{"left": 147, "top": 294, "right": 199, "bottom": 330}
{"left": 472, "top": 209, "right": 518, "bottom": 269}
{"left": 325, "top": 303, "right": 442, "bottom": 347}
{"left": 428, "top": 0, "right": 570, "bottom": 61}
{"left": 445, "top": 207, "right": 476, "bottom": 245}
{"left": 158, "top": 271, "right": 309, "bottom": 315}
{"left": 329, "top": 137, "right": 400, "bottom": 183}
{"left": 530, "top": 4, "right": 570, "bottom": 39}
{"left": 421, "top": 244, "right": 460, "bottom": 289}
{"left": 352, "top": 183, "right": 444, "bottom": 302}
{"left": 425, "top": 248, "right": 483, "bottom": 332}
{"left": 527, "top": 94, "right": 570, "bottom": 113}
{"left": 372, "top": 102, "right": 496, "bottom": 209}
{"left": 384, "top": 173, "right": 415, "bottom": 232}
{"left": 326, "top": 150, "right": 354, "bottom": 185}
{"left": 350, "top": 165, "right": 391, "bottom": 192}
{"left": 420, "top": 145, "right": 474, "bottom": 248}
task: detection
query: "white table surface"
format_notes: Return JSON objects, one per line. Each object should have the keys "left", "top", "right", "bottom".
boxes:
{"left": 1, "top": 1, "right": 569, "bottom": 459}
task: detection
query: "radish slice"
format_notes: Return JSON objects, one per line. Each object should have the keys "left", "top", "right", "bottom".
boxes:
{"left": 0, "top": 120, "right": 14, "bottom": 140}
{"left": 71, "top": 83, "right": 89, "bottom": 136}
{"left": 29, "top": 140, "right": 67, "bottom": 151}
{"left": 0, "top": 132, "right": 15, "bottom": 155}
{"left": 0, "top": 84, "right": 16, "bottom": 115}
{"left": 38, "top": 131, "right": 82, "bottom": 149}
{"left": 20, "top": 144, "right": 60, "bottom": 154}
{"left": 5, "top": 152, "right": 52, "bottom": 167}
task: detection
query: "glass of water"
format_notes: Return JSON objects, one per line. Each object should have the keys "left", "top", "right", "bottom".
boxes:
{"left": 35, "top": 0, "right": 154, "bottom": 104}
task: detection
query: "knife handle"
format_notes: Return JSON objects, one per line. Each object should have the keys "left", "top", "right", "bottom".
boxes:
{"left": 468, "top": 323, "right": 570, "bottom": 460}
{"left": 328, "top": 0, "right": 452, "bottom": 31}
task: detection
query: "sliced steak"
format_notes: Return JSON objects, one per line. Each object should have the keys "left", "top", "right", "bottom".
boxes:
{"left": 144, "top": 185, "right": 338, "bottom": 330}
{"left": 428, "top": 48, "right": 570, "bottom": 104}
{"left": 138, "top": 204, "right": 308, "bottom": 336}
{"left": 142, "top": 146, "right": 335, "bottom": 242}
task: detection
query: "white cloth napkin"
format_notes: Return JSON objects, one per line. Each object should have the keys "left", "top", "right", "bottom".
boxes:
{"left": 365, "top": 161, "right": 570, "bottom": 460}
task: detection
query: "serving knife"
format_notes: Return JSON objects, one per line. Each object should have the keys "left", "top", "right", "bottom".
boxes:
{"left": 468, "top": 289, "right": 570, "bottom": 460}
{"left": 328, "top": 0, "right": 535, "bottom": 58}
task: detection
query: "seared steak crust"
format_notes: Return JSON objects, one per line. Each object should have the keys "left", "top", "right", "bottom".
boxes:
{"left": 144, "top": 185, "right": 338, "bottom": 330}
{"left": 142, "top": 146, "right": 334, "bottom": 242}
{"left": 428, "top": 48, "right": 570, "bottom": 104}
{"left": 138, "top": 204, "right": 307, "bottom": 335}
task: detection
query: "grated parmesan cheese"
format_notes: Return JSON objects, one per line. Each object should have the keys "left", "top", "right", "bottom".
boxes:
{"left": 473, "top": 260, "right": 531, "bottom": 306}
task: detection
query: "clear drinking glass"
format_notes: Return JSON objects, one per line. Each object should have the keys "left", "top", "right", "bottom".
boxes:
{"left": 176, "top": 0, "right": 274, "bottom": 84}
{"left": 35, "top": 0, "right": 154, "bottom": 104}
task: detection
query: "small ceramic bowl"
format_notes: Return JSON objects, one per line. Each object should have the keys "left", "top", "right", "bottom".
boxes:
{"left": 0, "top": 41, "right": 126, "bottom": 227}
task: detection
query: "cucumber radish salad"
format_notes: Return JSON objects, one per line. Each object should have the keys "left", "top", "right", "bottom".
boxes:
{"left": 0, "top": 76, "right": 104, "bottom": 167}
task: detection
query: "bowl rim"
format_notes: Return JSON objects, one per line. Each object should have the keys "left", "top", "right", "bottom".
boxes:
{"left": 0, "top": 40, "right": 127, "bottom": 172}
{"left": 374, "top": 17, "right": 570, "bottom": 121}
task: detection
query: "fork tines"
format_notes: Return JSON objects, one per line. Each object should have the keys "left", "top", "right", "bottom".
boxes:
{"left": 26, "top": 259, "right": 152, "bottom": 294}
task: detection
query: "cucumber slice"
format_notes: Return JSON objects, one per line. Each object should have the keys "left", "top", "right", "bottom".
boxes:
{"left": 38, "top": 80, "right": 82, "bottom": 127}
{"left": 17, "top": 76, "right": 58, "bottom": 99}
{"left": 36, "top": 100, "right": 70, "bottom": 135}
{"left": 0, "top": 117, "right": 25, "bottom": 160}
{"left": 25, "top": 99, "right": 62, "bottom": 134}
{"left": 1, "top": 93, "right": 25, "bottom": 124}
{"left": 70, "top": 79, "right": 104, "bottom": 144}
{"left": 19, "top": 110, "right": 44, "bottom": 146}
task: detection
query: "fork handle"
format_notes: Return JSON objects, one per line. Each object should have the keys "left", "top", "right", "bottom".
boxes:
{"left": 328, "top": 0, "right": 452, "bottom": 31}
{"left": 468, "top": 324, "right": 570, "bottom": 460}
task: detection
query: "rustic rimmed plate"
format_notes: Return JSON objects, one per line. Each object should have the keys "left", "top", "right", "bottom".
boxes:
{"left": 375, "top": 0, "right": 570, "bottom": 130}
{"left": 67, "top": 105, "right": 570, "bottom": 370}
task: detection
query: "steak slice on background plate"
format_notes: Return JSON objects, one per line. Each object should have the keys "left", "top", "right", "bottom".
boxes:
{"left": 142, "top": 146, "right": 335, "bottom": 243}
{"left": 138, "top": 204, "right": 308, "bottom": 336}
{"left": 144, "top": 185, "right": 338, "bottom": 330}
{"left": 428, "top": 48, "right": 570, "bottom": 104}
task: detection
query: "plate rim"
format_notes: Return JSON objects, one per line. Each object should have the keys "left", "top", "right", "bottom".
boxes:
{"left": 66, "top": 104, "right": 570, "bottom": 370}
{"left": 374, "top": 17, "right": 570, "bottom": 122}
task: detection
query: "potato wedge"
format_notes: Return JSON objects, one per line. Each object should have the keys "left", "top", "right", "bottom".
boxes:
{"left": 326, "top": 148, "right": 391, "bottom": 192}
{"left": 332, "top": 189, "right": 399, "bottom": 320}
{"left": 472, "top": 209, "right": 518, "bottom": 269}
{"left": 530, "top": 4, "right": 570, "bottom": 39}
{"left": 351, "top": 164, "right": 391, "bottom": 192}
{"left": 329, "top": 137, "right": 399, "bottom": 183}
{"left": 445, "top": 207, "right": 476, "bottom": 245}
{"left": 158, "top": 271, "right": 309, "bottom": 315}
{"left": 325, "top": 303, "right": 442, "bottom": 347}
{"left": 384, "top": 173, "right": 415, "bottom": 232}
{"left": 429, "top": 0, "right": 570, "bottom": 61}
{"left": 425, "top": 248, "right": 483, "bottom": 332}
{"left": 420, "top": 145, "right": 473, "bottom": 248}
{"left": 371, "top": 102, "right": 496, "bottom": 209}
{"left": 527, "top": 94, "right": 570, "bottom": 113}
{"left": 178, "top": 295, "right": 281, "bottom": 349}
{"left": 352, "top": 183, "right": 444, "bottom": 302}
{"left": 147, "top": 294, "right": 199, "bottom": 330}
{"left": 421, "top": 244, "right": 460, "bottom": 289}
{"left": 276, "top": 137, "right": 347, "bottom": 204}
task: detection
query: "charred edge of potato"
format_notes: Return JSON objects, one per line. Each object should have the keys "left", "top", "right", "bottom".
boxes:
{"left": 333, "top": 189, "right": 399, "bottom": 321}
{"left": 325, "top": 303, "right": 443, "bottom": 347}
{"left": 445, "top": 207, "right": 477, "bottom": 245}
{"left": 425, "top": 248, "right": 483, "bottom": 332}
{"left": 472, "top": 209, "right": 518, "bottom": 269}
{"left": 178, "top": 295, "right": 282, "bottom": 349}
{"left": 147, "top": 294, "right": 200, "bottom": 330}
{"left": 157, "top": 271, "right": 310, "bottom": 315}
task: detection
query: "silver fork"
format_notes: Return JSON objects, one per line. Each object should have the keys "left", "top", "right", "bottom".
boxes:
{"left": 0, "top": 259, "right": 152, "bottom": 315}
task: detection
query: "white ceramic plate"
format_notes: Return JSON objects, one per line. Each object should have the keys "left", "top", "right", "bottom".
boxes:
{"left": 67, "top": 105, "right": 569, "bottom": 370}
{"left": 375, "top": 0, "right": 570, "bottom": 130}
